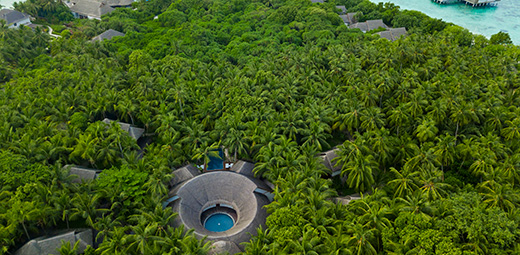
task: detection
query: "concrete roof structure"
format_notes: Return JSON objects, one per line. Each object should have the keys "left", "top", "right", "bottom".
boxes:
{"left": 350, "top": 19, "right": 388, "bottom": 32}
{"left": 0, "top": 9, "right": 30, "bottom": 25}
{"left": 166, "top": 163, "right": 272, "bottom": 254}
{"left": 319, "top": 149, "right": 342, "bottom": 176}
{"left": 15, "top": 229, "right": 93, "bottom": 255}
{"left": 64, "top": 165, "right": 101, "bottom": 183}
{"left": 102, "top": 118, "right": 144, "bottom": 140}
{"left": 91, "top": 29, "right": 125, "bottom": 41}
{"left": 68, "top": 0, "right": 114, "bottom": 20}
{"left": 311, "top": 0, "right": 325, "bottom": 3}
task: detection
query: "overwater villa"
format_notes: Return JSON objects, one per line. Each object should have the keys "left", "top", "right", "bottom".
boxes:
{"left": 432, "top": 0, "right": 500, "bottom": 7}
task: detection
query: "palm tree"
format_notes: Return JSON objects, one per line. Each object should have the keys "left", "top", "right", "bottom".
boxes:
{"left": 346, "top": 224, "right": 377, "bottom": 255}
{"left": 388, "top": 168, "right": 419, "bottom": 198}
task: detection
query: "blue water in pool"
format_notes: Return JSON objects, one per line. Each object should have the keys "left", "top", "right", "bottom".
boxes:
{"left": 206, "top": 148, "right": 224, "bottom": 171}
{"left": 204, "top": 213, "right": 234, "bottom": 232}
{"left": 368, "top": 0, "right": 520, "bottom": 44}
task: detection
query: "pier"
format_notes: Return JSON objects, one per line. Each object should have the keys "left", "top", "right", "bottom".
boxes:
{"left": 432, "top": 0, "right": 500, "bottom": 7}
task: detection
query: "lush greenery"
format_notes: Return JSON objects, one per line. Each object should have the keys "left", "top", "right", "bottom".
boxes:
{"left": 1, "top": 0, "right": 520, "bottom": 254}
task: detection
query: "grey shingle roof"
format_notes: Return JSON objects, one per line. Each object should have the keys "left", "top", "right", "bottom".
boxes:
{"left": 0, "top": 9, "right": 30, "bottom": 25}
{"left": 230, "top": 160, "right": 255, "bottom": 177}
{"left": 377, "top": 27, "right": 407, "bottom": 41}
{"left": 320, "top": 149, "right": 342, "bottom": 176}
{"left": 69, "top": 0, "right": 114, "bottom": 19}
{"left": 104, "top": 0, "right": 134, "bottom": 6}
{"left": 15, "top": 229, "right": 93, "bottom": 255}
{"left": 336, "top": 5, "right": 347, "bottom": 14}
{"left": 102, "top": 118, "right": 144, "bottom": 140}
{"left": 209, "top": 241, "right": 242, "bottom": 255}
{"left": 311, "top": 0, "right": 324, "bottom": 3}
{"left": 349, "top": 22, "right": 369, "bottom": 32}
{"left": 350, "top": 19, "right": 388, "bottom": 32}
{"left": 91, "top": 29, "right": 125, "bottom": 41}
{"left": 64, "top": 165, "right": 101, "bottom": 183}
{"left": 170, "top": 164, "right": 200, "bottom": 187}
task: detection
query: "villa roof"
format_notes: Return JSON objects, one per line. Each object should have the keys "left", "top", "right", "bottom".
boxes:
{"left": 169, "top": 170, "right": 271, "bottom": 253}
{"left": 311, "top": 0, "right": 325, "bottom": 3}
{"left": 339, "top": 12, "right": 358, "bottom": 25}
{"left": 335, "top": 5, "right": 347, "bottom": 14}
{"left": 102, "top": 118, "right": 144, "bottom": 140}
{"left": 64, "top": 165, "right": 101, "bottom": 183}
{"left": 91, "top": 29, "right": 125, "bottom": 41}
{"left": 170, "top": 164, "right": 200, "bottom": 187}
{"left": 350, "top": 19, "right": 388, "bottom": 32}
{"left": 15, "top": 229, "right": 93, "bottom": 255}
{"left": 0, "top": 9, "right": 30, "bottom": 25}
{"left": 376, "top": 27, "right": 407, "bottom": 41}
{"left": 69, "top": 0, "right": 114, "bottom": 19}
{"left": 209, "top": 241, "right": 242, "bottom": 255}
{"left": 103, "top": 0, "right": 134, "bottom": 6}
{"left": 320, "top": 149, "right": 342, "bottom": 175}
{"left": 230, "top": 160, "right": 256, "bottom": 177}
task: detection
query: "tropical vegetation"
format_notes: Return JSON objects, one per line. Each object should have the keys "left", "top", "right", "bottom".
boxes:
{"left": 1, "top": 0, "right": 520, "bottom": 254}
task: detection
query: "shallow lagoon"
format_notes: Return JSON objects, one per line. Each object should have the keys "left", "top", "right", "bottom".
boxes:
{"left": 369, "top": 0, "right": 520, "bottom": 44}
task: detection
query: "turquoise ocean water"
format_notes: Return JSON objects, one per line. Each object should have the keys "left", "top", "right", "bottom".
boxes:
{"left": 368, "top": 0, "right": 520, "bottom": 44}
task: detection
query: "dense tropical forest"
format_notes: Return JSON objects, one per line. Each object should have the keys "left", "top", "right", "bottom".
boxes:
{"left": 1, "top": 0, "right": 520, "bottom": 253}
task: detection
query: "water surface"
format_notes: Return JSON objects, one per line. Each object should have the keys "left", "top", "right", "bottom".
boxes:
{"left": 369, "top": 0, "right": 520, "bottom": 44}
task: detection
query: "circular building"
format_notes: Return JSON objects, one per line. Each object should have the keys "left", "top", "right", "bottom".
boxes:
{"left": 165, "top": 161, "right": 273, "bottom": 254}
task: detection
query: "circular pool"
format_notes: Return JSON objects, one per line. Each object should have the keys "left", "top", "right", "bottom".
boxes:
{"left": 204, "top": 213, "right": 235, "bottom": 232}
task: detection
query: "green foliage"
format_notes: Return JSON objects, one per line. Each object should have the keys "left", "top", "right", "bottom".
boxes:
{"left": 96, "top": 165, "right": 148, "bottom": 207}
{"left": 490, "top": 31, "right": 513, "bottom": 45}
{"left": 0, "top": 151, "right": 52, "bottom": 191}
{"left": 2, "top": 0, "right": 520, "bottom": 253}
{"left": 14, "top": 0, "right": 73, "bottom": 24}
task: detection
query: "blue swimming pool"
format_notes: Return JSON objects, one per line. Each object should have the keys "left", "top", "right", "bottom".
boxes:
{"left": 206, "top": 148, "right": 224, "bottom": 171}
{"left": 204, "top": 213, "right": 234, "bottom": 232}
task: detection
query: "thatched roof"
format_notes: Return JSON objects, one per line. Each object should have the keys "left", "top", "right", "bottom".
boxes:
{"left": 320, "top": 149, "right": 342, "bottom": 176}
{"left": 91, "top": 29, "right": 125, "bottom": 41}
{"left": 170, "top": 164, "right": 200, "bottom": 187}
{"left": 209, "top": 241, "right": 242, "bottom": 255}
{"left": 168, "top": 170, "right": 272, "bottom": 254}
{"left": 15, "top": 229, "right": 93, "bottom": 255}
{"left": 69, "top": 0, "right": 114, "bottom": 19}
{"left": 102, "top": 118, "right": 144, "bottom": 140}
{"left": 336, "top": 5, "right": 347, "bottom": 14}
{"left": 64, "top": 165, "right": 101, "bottom": 183}
{"left": 230, "top": 160, "right": 255, "bottom": 177}
{"left": 0, "top": 9, "right": 30, "bottom": 25}
{"left": 350, "top": 19, "right": 388, "bottom": 32}
{"left": 376, "top": 27, "right": 407, "bottom": 41}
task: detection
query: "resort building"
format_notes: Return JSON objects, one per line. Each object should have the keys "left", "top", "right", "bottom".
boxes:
{"left": 339, "top": 12, "right": 358, "bottom": 26}
{"left": 165, "top": 161, "right": 273, "bottom": 254}
{"left": 349, "top": 19, "right": 388, "bottom": 32}
{"left": 64, "top": 165, "right": 102, "bottom": 183}
{"left": 91, "top": 29, "right": 125, "bottom": 41}
{"left": 102, "top": 118, "right": 145, "bottom": 140}
{"left": 66, "top": 0, "right": 134, "bottom": 20}
{"left": 67, "top": 0, "right": 114, "bottom": 20}
{"left": 0, "top": 9, "right": 31, "bottom": 29}
{"left": 15, "top": 229, "right": 93, "bottom": 255}
{"left": 336, "top": 5, "right": 347, "bottom": 14}
{"left": 319, "top": 148, "right": 342, "bottom": 177}
{"left": 377, "top": 27, "right": 408, "bottom": 41}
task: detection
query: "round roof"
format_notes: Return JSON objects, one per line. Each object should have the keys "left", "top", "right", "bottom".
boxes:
{"left": 169, "top": 171, "right": 271, "bottom": 248}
